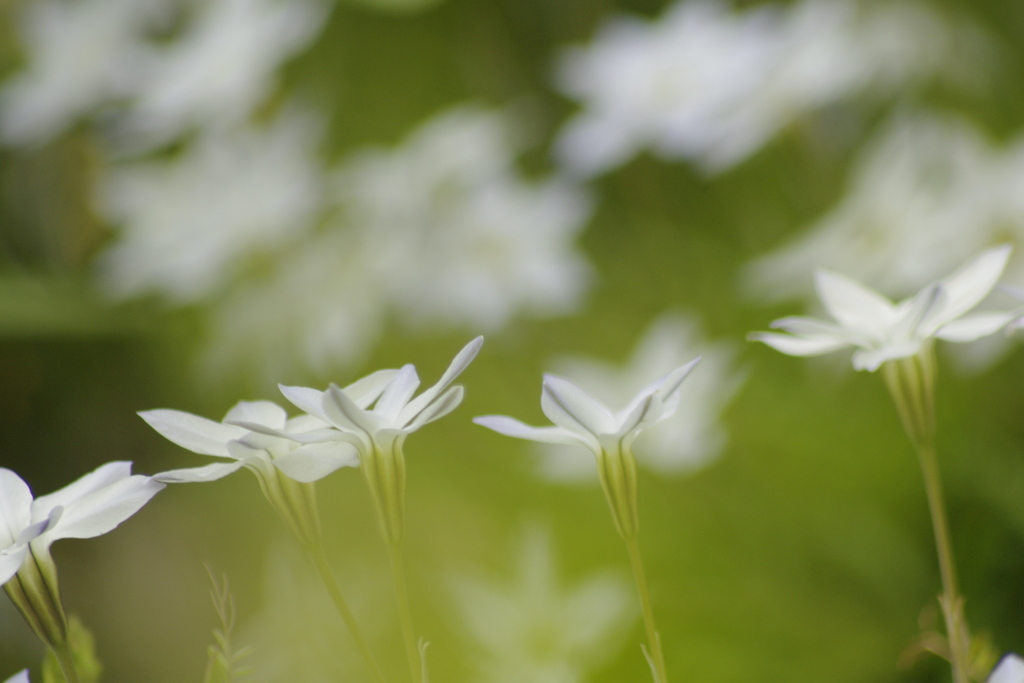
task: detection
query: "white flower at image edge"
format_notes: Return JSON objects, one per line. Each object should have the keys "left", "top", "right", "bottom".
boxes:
{"left": 139, "top": 397, "right": 384, "bottom": 485}
{"left": 990, "top": 655, "right": 1024, "bottom": 683}
{"left": 749, "top": 245, "right": 1020, "bottom": 371}
{"left": 474, "top": 358, "right": 700, "bottom": 458}
{"left": 3, "top": 670, "right": 28, "bottom": 683}
{"left": 0, "top": 462, "right": 163, "bottom": 587}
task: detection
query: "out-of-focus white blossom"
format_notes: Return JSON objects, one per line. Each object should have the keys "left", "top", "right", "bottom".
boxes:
{"left": 990, "top": 655, "right": 1024, "bottom": 683}
{"left": 339, "top": 106, "right": 593, "bottom": 331}
{"left": 451, "top": 528, "right": 634, "bottom": 683}
{"left": 555, "top": 0, "right": 980, "bottom": 176}
{"left": 0, "top": 0, "right": 163, "bottom": 145}
{"left": 745, "top": 113, "right": 1019, "bottom": 305}
{"left": 119, "top": 0, "right": 328, "bottom": 148}
{"left": 536, "top": 313, "right": 744, "bottom": 481}
{"left": 96, "top": 110, "right": 325, "bottom": 302}
{"left": 2, "top": 670, "right": 29, "bottom": 683}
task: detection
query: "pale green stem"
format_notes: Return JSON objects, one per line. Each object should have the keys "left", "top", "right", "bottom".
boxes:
{"left": 625, "top": 535, "right": 669, "bottom": 683}
{"left": 306, "top": 545, "right": 388, "bottom": 683}
{"left": 52, "top": 641, "right": 80, "bottom": 683}
{"left": 387, "top": 541, "right": 423, "bottom": 683}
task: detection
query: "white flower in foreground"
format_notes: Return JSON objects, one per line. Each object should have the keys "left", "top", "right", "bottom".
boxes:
{"left": 990, "top": 655, "right": 1024, "bottom": 683}
{"left": 278, "top": 337, "right": 483, "bottom": 542}
{"left": 0, "top": 462, "right": 162, "bottom": 646}
{"left": 538, "top": 313, "right": 743, "bottom": 481}
{"left": 474, "top": 357, "right": 699, "bottom": 538}
{"left": 749, "top": 245, "right": 1019, "bottom": 371}
{"left": 3, "top": 670, "right": 29, "bottom": 683}
{"left": 339, "top": 105, "right": 592, "bottom": 331}
{"left": 451, "top": 528, "right": 634, "bottom": 683}
{"left": 96, "top": 109, "right": 324, "bottom": 303}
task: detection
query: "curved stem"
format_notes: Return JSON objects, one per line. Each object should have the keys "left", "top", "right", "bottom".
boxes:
{"left": 625, "top": 535, "right": 669, "bottom": 683}
{"left": 52, "top": 641, "right": 81, "bottom": 683}
{"left": 387, "top": 542, "right": 423, "bottom": 683}
{"left": 306, "top": 546, "right": 388, "bottom": 683}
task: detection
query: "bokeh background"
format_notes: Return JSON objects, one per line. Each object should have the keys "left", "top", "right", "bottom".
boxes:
{"left": 2, "top": 0, "right": 1024, "bottom": 681}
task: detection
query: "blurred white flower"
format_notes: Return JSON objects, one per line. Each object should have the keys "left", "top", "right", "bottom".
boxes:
{"left": 555, "top": 0, "right": 979, "bottom": 175}
{"left": 3, "top": 670, "right": 29, "bottom": 683}
{"left": 749, "top": 245, "right": 1019, "bottom": 371}
{"left": 339, "top": 106, "right": 593, "bottom": 331}
{"left": 119, "top": 0, "right": 328, "bottom": 148}
{"left": 0, "top": 462, "right": 163, "bottom": 588}
{"left": 200, "top": 230, "right": 386, "bottom": 385}
{"left": 96, "top": 110, "right": 325, "bottom": 302}
{"left": 536, "top": 313, "right": 744, "bottom": 481}
{"left": 990, "top": 655, "right": 1024, "bottom": 683}
{"left": 0, "top": 0, "right": 163, "bottom": 145}
{"left": 745, "top": 113, "right": 1016, "bottom": 305}
{"left": 451, "top": 527, "right": 634, "bottom": 683}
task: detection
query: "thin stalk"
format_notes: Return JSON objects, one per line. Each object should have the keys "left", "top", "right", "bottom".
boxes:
{"left": 387, "top": 542, "right": 423, "bottom": 683}
{"left": 306, "top": 546, "right": 388, "bottom": 683}
{"left": 625, "top": 535, "right": 669, "bottom": 683}
{"left": 52, "top": 641, "right": 80, "bottom": 683}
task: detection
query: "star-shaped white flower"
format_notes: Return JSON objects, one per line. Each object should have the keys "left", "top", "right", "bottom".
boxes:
{"left": 140, "top": 398, "right": 373, "bottom": 485}
{"left": 0, "top": 462, "right": 163, "bottom": 589}
{"left": 474, "top": 358, "right": 700, "bottom": 458}
{"left": 989, "top": 655, "right": 1024, "bottom": 683}
{"left": 749, "top": 244, "right": 1019, "bottom": 371}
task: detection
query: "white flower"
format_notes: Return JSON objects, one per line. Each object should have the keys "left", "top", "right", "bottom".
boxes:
{"left": 474, "top": 358, "right": 699, "bottom": 538}
{"left": 0, "top": 0, "right": 161, "bottom": 145}
{"left": 451, "top": 528, "right": 634, "bottom": 683}
{"left": 338, "top": 105, "right": 592, "bottom": 331}
{"left": 3, "top": 670, "right": 29, "bottom": 683}
{"left": 96, "top": 109, "right": 325, "bottom": 303}
{"left": 117, "top": 0, "right": 328, "bottom": 148}
{"left": 744, "top": 113, "right": 1012, "bottom": 305}
{"left": 536, "top": 313, "right": 743, "bottom": 481}
{"left": 990, "top": 655, "right": 1024, "bottom": 683}
{"left": 140, "top": 400, "right": 366, "bottom": 485}
{"left": 278, "top": 337, "right": 483, "bottom": 542}
{"left": 0, "top": 462, "right": 163, "bottom": 588}
{"left": 749, "top": 245, "right": 1019, "bottom": 371}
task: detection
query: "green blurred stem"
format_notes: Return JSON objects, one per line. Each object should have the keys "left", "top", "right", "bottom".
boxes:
{"left": 882, "top": 349, "right": 970, "bottom": 683}
{"left": 387, "top": 542, "right": 423, "bottom": 683}
{"left": 52, "top": 641, "right": 80, "bottom": 683}
{"left": 625, "top": 535, "right": 669, "bottom": 683}
{"left": 307, "top": 546, "right": 388, "bottom": 683}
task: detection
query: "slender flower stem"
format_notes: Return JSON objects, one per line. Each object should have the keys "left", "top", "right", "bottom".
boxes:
{"left": 52, "top": 641, "right": 81, "bottom": 683}
{"left": 625, "top": 535, "right": 669, "bottom": 683}
{"left": 306, "top": 546, "right": 388, "bottom": 683}
{"left": 387, "top": 542, "right": 423, "bottom": 683}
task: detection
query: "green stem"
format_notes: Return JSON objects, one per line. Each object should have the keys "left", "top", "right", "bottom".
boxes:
{"left": 625, "top": 535, "right": 669, "bottom": 683}
{"left": 306, "top": 546, "right": 388, "bottom": 683}
{"left": 52, "top": 641, "right": 80, "bottom": 683}
{"left": 387, "top": 542, "right": 423, "bottom": 683}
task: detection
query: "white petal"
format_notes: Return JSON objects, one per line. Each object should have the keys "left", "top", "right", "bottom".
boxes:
{"left": 542, "top": 375, "right": 615, "bottom": 436}
{"left": 342, "top": 369, "right": 400, "bottom": 409}
{"left": 616, "top": 394, "right": 658, "bottom": 437}
{"left": 32, "top": 461, "right": 133, "bottom": 520}
{"left": 814, "top": 270, "right": 897, "bottom": 329}
{"left": 154, "top": 461, "right": 248, "bottom": 484}
{"left": 2, "top": 670, "right": 30, "bottom": 683}
{"left": 398, "top": 337, "right": 483, "bottom": 427}
{"left": 223, "top": 401, "right": 287, "bottom": 430}
{"left": 278, "top": 385, "right": 329, "bottom": 421}
{"left": 284, "top": 413, "right": 330, "bottom": 432}
{"left": 0, "top": 469, "right": 32, "bottom": 547}
{"left": 936, "top": 312, "right": 1018, "bottom": 342}
{"left": 0, "top": 545, "right": 28, "bottom": 586}
{"left": 936, "top": 244, "right": 1012, "bottom": 324}
{"left": 988, "top": 655, "right": 1024, "bottom": 683}
{"left": 272, "top": 442, "right": 360, "bottom": 483}
{"left": 406, "top": 385, "right": 463, "bottom": 431}
{"left": 769, "top": 316, "right": 848, "bottom": 337}
{"left": 43, "top": 474, "right": 164, "bottom": 542}
{"left": 851, "top": 340, "right": 920, "bottom": 371}
{"left": 654, "top": 357, "right": 701, "bottom": 404}
{"left": 323, "top": 384, "right": 378, "bottom": 445}
{"left": 473, "top": 416, "right": 587, "bottom": 447}
{"left": 748, "top": 331, "right": 851, "bottom": 356}
{"left": 374, "top": 365, "right": 421, "bottom": 421}
{"left": 139, "top": 410, "right": 245, "bottom": 457}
